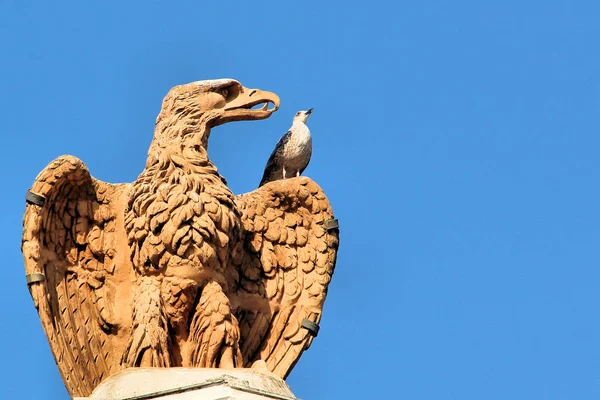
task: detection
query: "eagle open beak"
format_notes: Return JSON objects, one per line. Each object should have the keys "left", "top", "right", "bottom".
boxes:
{"left": 217, "top": 86, "right": 280, "bottom": 125}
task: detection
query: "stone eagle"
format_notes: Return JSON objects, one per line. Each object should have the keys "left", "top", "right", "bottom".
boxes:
{"left": 21, "top": 79, "right": 339, "bottom": 397}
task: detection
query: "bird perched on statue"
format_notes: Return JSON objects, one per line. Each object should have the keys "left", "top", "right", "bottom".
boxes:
{"left": 259, "top": 108, "right": 313, "bottom": 187}
{"left": 21, "top": 80, "right": 340, "bottom": 398}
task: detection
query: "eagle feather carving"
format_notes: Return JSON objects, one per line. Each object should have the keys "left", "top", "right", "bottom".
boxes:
{"left": 21, "top": 79, "right": 339, "bottom": 397}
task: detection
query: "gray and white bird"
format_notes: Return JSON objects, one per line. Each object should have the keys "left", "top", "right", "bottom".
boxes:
{"left": 259, "top": 108, "right": 313, "bottom": 187}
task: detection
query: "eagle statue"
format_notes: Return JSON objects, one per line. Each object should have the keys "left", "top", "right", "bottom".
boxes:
{"left": 21, "top": 79, "right": 339, "bottom": 397}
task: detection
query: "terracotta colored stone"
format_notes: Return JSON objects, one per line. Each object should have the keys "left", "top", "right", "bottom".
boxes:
{"left": 21, "top": 79, "right": 339, "bottom": 398}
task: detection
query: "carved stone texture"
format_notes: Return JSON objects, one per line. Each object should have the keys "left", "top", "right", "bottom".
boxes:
{"left": 22, "top": 79, "right": 340, "bottom": 398}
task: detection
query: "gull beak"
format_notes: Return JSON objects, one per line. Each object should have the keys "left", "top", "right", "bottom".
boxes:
{"left": 306, "top": 108, "right": 314, "bottom": 115}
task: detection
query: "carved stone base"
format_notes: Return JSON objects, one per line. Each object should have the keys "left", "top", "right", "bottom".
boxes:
{"left": 73, "top": 368, "right": 297, "bottom": 400}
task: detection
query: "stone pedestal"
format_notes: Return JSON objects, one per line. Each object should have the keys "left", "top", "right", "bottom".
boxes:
{"left": 74, "top": 368, "right": 297, "bottom": 400}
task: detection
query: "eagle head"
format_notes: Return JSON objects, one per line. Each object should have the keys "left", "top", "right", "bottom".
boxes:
{"left": 151, "top": 79, "right": 280, "bottom": 155}
{"left": 157, "top": 78, "right": 280, "bottom": 126}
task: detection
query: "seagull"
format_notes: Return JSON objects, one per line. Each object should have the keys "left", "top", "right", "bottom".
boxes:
{"left": 259, "top": 108, "right": 313, "bottom": 187}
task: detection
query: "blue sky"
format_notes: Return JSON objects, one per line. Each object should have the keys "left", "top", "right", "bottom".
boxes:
{"left": 2, "top": 1, "right": 600, "bottom": 399}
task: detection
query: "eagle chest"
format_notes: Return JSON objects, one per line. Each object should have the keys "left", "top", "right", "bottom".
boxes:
{"left": 128, "top": 171, "right": 238, "bottom": 275}
{"left": 175, "top": 181, "right": 237, "bottom": 255}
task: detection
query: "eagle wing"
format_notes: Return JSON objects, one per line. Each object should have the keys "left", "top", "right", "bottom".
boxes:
{"left": 259, "top": 130, "right": 292, "bottom": 187}
{"left": 21, "top": 155, "right": 130, "bottom": 397}
{"left": 234, "top": 176, "right": 339, "bottom": 378}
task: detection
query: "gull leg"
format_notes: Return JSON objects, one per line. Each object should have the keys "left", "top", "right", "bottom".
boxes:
{"left": 296, "top": 170, "right": 300, "bottom": 177}
{"left": 282, "top": 166, "right": 287, "bottom": 179}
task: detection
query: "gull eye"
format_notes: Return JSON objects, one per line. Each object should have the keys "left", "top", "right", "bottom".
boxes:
{"left": 220, "top": 88, "right": 229, "bottom": 98}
